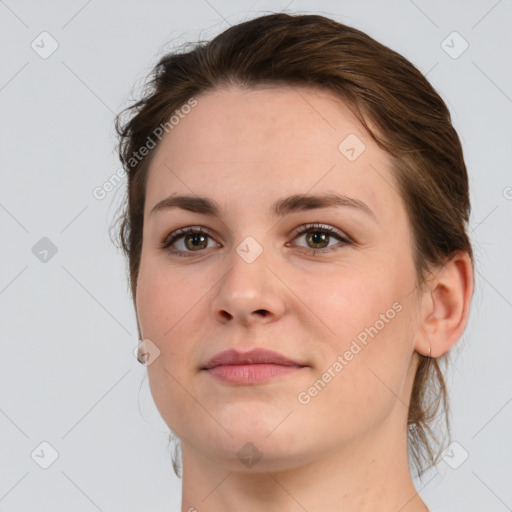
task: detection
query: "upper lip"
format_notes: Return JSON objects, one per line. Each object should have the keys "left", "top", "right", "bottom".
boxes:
{"left": 202, "top": 348, "right": 305, "bottom": 370}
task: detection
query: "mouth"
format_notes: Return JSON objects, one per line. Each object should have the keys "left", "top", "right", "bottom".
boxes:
{"left": 201, "top": 348, "right": 308, "bottom": 385}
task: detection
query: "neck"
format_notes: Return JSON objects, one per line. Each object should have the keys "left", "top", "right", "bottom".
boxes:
{"left": 180, "top": 417, "right": 429, "bottom": 512}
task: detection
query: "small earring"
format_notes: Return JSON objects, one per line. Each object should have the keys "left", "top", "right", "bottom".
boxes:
{"left": 136, "top": 338, "right": 149, "bottom": 365}
{"left": 135, "top": 337, "right": 159, "bottom": 366}
{"left": 137, "top": 349, "right": 146, "bottom": 365}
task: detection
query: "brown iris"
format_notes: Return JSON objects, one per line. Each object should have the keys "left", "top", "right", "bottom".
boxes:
{"left": 184, "top": 233, "right": 208, "bottom": 251}
{"left": 306, "top": 231, "right": 330, "bottom": 249}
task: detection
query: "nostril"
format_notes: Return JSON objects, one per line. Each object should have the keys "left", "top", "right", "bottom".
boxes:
{"left": 220, "top": 311, "right": 233, "bottom": 320}
{"left": 254, "top": 309, "right": 269, "bottom": 317}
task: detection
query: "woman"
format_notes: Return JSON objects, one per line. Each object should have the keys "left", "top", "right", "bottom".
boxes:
{"left": 114, "top": 13, "right": 474, "bottom": 511}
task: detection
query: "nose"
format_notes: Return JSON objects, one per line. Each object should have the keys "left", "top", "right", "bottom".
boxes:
{"left": 209, "top": 245, "right": 286, "bottom": 327}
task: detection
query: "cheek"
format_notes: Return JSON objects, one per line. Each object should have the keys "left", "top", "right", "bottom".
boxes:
{"left": 136, "top": 262, "right": 206, "bottom": 435}
{"left": 289, "top": 258, "right": 405, "bottom": 344}
{"left": 136, "top": 259, "right": 199, "bottom": 343}
{"left": 294, "top": 304, "right": 415, "bottom": 445}
{"left": 135, "top": 260, "right": 203, "bottom": 396}
{"left": 289, "top": 257, "right": 416, "bottom": 415}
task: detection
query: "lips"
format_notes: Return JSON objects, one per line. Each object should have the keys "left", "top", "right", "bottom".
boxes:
{"left": 201, "top": 348, "right": 307, "bottom": 385}
{"left": 202, "top": 348, "right": 305, "bottom": 370}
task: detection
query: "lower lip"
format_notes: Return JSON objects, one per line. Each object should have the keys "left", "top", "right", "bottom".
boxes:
{"left": 204, "top": 363, "right": 303, "bottom": 385}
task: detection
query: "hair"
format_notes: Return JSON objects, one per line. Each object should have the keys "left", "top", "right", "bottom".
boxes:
{"left": 112, "top": 12, "right": 473, "bottom": 479}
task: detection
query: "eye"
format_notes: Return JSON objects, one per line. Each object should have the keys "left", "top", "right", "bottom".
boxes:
{"left": 289, "top": 223, "right": 352, "bottom": 254}
{"left": 161, "top": 226, "right": 220, "bottom": 256}
{"left": 161, "top": 223, "right": 352, "bottom": 257}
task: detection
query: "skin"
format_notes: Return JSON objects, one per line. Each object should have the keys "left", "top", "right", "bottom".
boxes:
{"left": 135, "top": 85, "right": 474, "bottom": 512}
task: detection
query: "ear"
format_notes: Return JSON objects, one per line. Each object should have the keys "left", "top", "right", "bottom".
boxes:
{"left": 415, "top": 251, "right": 474, "bottom": 358}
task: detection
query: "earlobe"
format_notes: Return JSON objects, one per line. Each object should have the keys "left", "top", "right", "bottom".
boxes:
{"left": 415, "top": 251, "right": 474, "bottom": 358}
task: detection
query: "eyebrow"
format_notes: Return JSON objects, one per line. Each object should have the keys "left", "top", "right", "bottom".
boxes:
{"left": 150, "top": 193, "right": 376, "bottom": 220}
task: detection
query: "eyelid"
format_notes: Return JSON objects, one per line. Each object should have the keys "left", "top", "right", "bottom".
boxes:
{"left": 162, "top": 225, "right": 217, "bottom": 244}
{"left": 289, "top": 223, "right": 353, "bottom": 244}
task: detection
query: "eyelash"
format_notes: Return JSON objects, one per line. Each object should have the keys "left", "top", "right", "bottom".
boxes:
{"left": 160, "top": 223, "right": 353, "bottom": 257}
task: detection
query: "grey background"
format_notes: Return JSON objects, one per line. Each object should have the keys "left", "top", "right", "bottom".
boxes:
{"left": 1, "top": 0, "right": 511, "bottom": 510}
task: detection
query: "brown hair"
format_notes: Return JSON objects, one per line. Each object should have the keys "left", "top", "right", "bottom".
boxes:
{"left": 112, "top": 12, "right": 473, "bottom": 478}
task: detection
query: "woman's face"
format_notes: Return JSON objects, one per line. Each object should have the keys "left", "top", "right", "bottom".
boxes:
{"left": 136, "top": 85, "right": 423, "bottom": 471}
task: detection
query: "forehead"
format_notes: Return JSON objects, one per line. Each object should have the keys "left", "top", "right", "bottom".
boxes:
{"left": 145, "top": 85, "right": 403, "bottom": 223}
{"left": 153, "top": 85, "right": 376, "bottom": 166}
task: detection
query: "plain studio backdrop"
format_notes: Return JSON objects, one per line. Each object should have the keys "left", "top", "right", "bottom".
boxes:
{"left": 1, "top": 0, "right": 511, "bottom": 511}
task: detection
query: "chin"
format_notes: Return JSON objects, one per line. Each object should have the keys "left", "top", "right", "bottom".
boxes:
{"left": 198, "top": 433, "right": 313, "bottom": 474}
{"left": 216, "top": 402, "right": 295, "bottom": 437}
